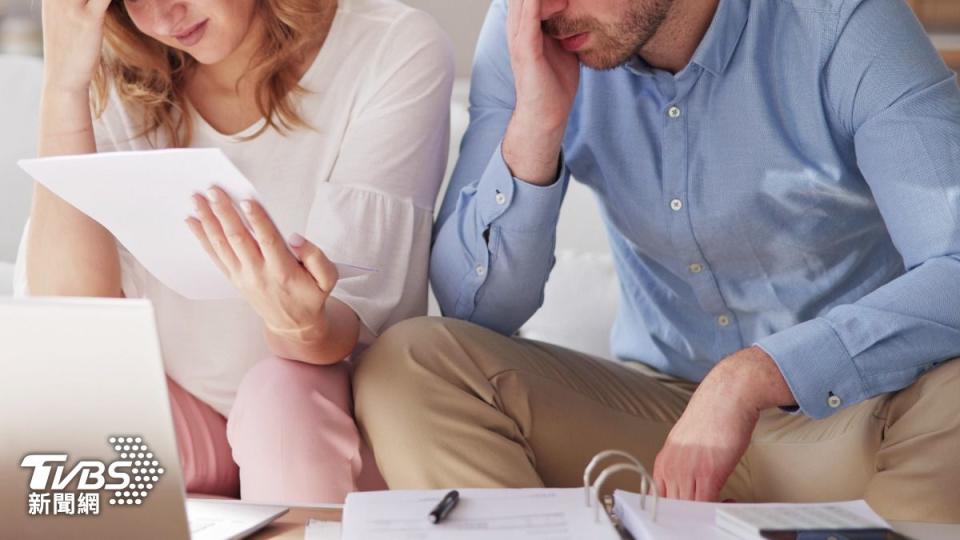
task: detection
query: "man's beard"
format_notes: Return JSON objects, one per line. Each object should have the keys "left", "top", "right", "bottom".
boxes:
{"left": 542, "top": 0, "right": 673, "bottom": 71}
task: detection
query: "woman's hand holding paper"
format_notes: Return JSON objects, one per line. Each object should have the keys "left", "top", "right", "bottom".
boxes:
{"left": 186, "top": 186, "right": 360, "bottom": 365}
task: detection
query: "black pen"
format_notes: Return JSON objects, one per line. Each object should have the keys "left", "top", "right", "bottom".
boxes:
{"left": 428, "top": 490, "right": 460, "bottom": 524}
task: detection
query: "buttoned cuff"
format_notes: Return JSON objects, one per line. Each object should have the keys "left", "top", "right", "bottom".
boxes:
{"left": 754, "top": 318, "right": 868, "bottom": 419}
{"left": 476, "top": 142, "right": 569, "bottom": 232}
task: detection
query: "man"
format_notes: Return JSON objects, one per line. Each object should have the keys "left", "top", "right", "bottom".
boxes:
{"left": 354, "top": 0, "right": 960, "bottom": 521}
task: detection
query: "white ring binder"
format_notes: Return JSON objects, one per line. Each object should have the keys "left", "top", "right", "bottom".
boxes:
{"left": 583, "top": 450, "right": 659, "bottom": 523}
{"left": 583, "top": 450, "right": 645, "bottom": 506}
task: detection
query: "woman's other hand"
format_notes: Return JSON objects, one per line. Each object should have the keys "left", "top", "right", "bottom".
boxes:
{"left": 41, "top": 0, "right": 113, "bottom": 93}
{"left": 187, "top": 187, "right": 355, "bottom": 362}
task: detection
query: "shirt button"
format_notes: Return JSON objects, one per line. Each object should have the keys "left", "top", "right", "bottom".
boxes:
{"left": 827, "top": 395, "right": 842, "bottom": 409}
{"left": 670, "top": 199, "right": 683, "bottom": 211}
{"left": 717, "top": 315, "right": 731, "bottom": 327}
{"left": 475, "top": 265, "right": 486, "bottom": 276}
{"left": 668, "top": 106, "right": 682, "bottom": 119}
{"left": 495, "top": 192, "right": 507, "bottom": 205}
{"left": 689, "top": 263, "right": 704, "bottom": 274}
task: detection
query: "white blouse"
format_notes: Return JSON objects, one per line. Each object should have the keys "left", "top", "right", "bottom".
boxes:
{"left": 15, "top": 0, "right": 454, "bottom": 416}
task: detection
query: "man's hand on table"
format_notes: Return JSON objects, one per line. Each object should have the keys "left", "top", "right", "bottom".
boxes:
{"left": 653, "top": 346, "right": 796, "bottom": 501}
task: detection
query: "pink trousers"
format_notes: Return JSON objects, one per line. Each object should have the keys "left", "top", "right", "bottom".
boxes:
{"left": 165, "top": 357, "right": 386, "bottom": 504}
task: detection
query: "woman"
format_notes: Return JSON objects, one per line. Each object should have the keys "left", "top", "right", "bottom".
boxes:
{"left": 16, "top": 0, "right": 453, "bottom": 503}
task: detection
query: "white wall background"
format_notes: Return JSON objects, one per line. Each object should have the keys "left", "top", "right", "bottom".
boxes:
{"left": 403, "top": 0, "right": 490, "bottom": 76}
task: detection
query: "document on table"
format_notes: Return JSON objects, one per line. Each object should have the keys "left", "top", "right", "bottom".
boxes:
{"left": 716, "top": 501, "right": 890, "bottom": 539}
{"left": 614, "top": 491, "right": 890, "bottom": 540}
{"left": 305, "top": 519, "right": 342, "bottom": 540}
{"left": 341, "top": 488, "right": 621, "bottom": 540}
{"left": 185, "top": 499, "right": 288, "bottom": 540}
{"left": 18, "top": 149, "right": 376, "bottom": 300}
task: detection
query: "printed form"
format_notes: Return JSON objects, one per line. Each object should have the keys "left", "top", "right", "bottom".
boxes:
{"left": 341, "top": 488, "right": 620, "bottom": 540}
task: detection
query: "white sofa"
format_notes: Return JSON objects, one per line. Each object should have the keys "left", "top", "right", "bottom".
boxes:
{"left": 0, "top": 54, "right": 619, "bottom": 360}
{"left": 0, "top": 54, "right": 41, "bottom": 297}
{"left": 3, "top": 54, "right": 958, "bottom": 540}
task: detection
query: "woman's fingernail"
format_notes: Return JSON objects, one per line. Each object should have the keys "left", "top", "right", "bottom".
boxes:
{"left": 207, "top": 188, "right": 221, "bottom": 202}
{"left": 240, "top": 200, "right": 254, "bottom": 214}
{"left": 288, "top": 233, "right": 306, "bottom": 248}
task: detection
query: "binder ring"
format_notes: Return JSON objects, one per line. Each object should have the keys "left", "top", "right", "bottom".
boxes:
{"left": 583, "top": 450, "right": 645, "bottom": 506}
{"left": 590, "top": 463, "right": 659, "bottom": 523}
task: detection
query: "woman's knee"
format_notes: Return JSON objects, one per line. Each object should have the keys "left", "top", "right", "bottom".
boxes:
{"left": 236, "top": 356, "right": 352, "bottom": 413}
{"left": 227, "top": 357, "right": 373, "bottom": 503}
{"left": 228, "top": 357, "right": 357, "bottom": 456}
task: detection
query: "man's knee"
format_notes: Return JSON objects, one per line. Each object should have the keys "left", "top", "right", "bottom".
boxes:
{"left": 353, "top": 316, "right": 472, "bottom": 415}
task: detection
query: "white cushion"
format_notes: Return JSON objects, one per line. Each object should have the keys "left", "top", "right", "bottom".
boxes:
{"left": 519, "top": 250, "right": 619, "bottom": 360}
{"left": 0, "top": 54, "right": 42, "bottom": 264}
{"left": 517, "top": 172, "right": 617, "bottom": 358}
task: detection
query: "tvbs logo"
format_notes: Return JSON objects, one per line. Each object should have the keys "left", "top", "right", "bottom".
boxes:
{"left": 20, "top": 436, "right": 166, "bottom": 517}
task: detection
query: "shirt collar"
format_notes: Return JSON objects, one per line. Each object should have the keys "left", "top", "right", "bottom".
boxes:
{"left": 623, "top": 0, "right": 748, "bottom": 78}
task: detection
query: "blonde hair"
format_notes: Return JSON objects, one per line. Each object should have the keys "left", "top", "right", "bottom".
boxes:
{"left": 92, "top": 0, "right": 335, "bottom": 147}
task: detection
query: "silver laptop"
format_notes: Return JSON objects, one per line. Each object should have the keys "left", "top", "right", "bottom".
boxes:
{"left": 0, "top": 298, "right": 287, "bottom": 539}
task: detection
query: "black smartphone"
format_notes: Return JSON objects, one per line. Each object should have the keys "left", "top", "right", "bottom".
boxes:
{"left": 760, "top": 529, "right": 912, "bottom": 540}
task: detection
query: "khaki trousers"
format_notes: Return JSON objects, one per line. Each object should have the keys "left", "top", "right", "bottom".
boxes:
{"left": 353, "top": 317, "right": 960, "bottom": 522}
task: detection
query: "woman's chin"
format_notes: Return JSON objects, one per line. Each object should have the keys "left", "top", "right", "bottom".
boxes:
{"left": 184, "top": 48, "right": 231, "bottom": 66}
{"left": 162, "top": 38, "right": 231, "bottom": 65}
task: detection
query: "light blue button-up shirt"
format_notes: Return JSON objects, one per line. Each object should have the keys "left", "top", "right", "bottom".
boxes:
{"left": 431, "top": 0, "right": 960, "bottom": 419}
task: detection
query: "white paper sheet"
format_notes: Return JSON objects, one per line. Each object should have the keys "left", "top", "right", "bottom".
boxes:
{"left": 186, "top": 499, "right": 288, "bottom": 540}
{"left": 18, "top": 149, "right": 376, "bottom": 300}
{"left": 614, "top": 491, "right": 890, "bottom": 540}
{"left": 305, "top": 520, "right": 342, "bottom": 540}
{"left": 341, "top": 488, "right": 620, "bottom": 540}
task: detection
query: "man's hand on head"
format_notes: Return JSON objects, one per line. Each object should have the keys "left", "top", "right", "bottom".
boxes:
{"left": 653, "top": 346, "right": 796, "bottom": 501}
{"left": 502, "top": 0, "right": 581, "bottom": 186}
